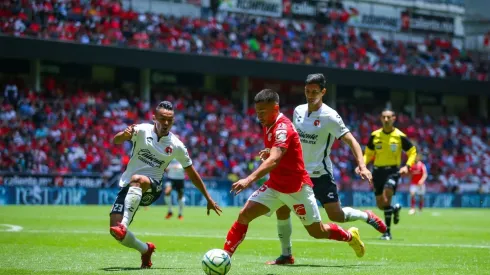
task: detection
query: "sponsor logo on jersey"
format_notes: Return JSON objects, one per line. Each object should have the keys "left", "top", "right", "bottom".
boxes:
{"left": 297, "top": 128, "right": 318, "bottom": 145}
{"left": 137, "top": 149, "right": 165, "bottom": 168}
{"left": 275, "top": 129, "right": 287, "bottom": 142}
{"left": 293, "top": 204, "right": 306, "bottom": 216}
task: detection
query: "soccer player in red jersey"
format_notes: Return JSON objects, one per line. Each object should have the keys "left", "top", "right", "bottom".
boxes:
{"left": 223, "top": 89, "right": 365, "bottom": 258}
{"left": 409, "top": 155, "right": 427, "bottom": 215}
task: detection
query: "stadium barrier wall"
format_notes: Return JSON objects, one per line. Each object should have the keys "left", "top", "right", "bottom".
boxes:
{"left": 0, "top": 36, "right": 488, "bottom": 94}
{"left": 1, "top": 185, "right": 489, "bottom": 208}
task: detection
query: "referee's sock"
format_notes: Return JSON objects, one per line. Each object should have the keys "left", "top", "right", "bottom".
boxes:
{"left": 384, "top": 206, "right": 393, "bottom": 233}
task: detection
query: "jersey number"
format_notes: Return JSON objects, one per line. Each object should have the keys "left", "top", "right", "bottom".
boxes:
{"left": 112, "top": 203, "right": 124, "bottom": 212}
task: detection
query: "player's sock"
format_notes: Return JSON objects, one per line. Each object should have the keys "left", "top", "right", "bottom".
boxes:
{"left": 419, "top": 197, "right": 424, "bottom": 210}
{"left": 120, "top": 229, "right": 148, "bottom": 254}
{"left": 411, "top": 197, "right": 416, "bottom": 209}
{"left": 164, "top": 195, "right": 172, "bottom": 212}
{"left": 178, "top": 197, "right": 184, "bottom": 216}
{"left": 277, "top": 217, "right": 292, "bottom": 256}
{"left": 384, "top": 206, "right": 393, "bottom": 233}
{"left": 121, "top": 186, "right": 142, "bottom": 228}
{"left": 223, "top": 221, "right": 248, "bottom": 255}
{"left": 342, "top": 207, "right": 368, "bottom": 222}
{"left": 327, "top": 223, "right": 352, "bottom": 242}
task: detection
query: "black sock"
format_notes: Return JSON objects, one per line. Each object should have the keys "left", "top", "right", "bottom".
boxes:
{"left": 384, "top": 206, "right": 393, "bottom": 233}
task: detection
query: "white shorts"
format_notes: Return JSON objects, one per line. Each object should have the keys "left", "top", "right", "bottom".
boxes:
{"left": 248, "top": 184, "right": 321, "bottom": 226}
{"left": 410, "top": 184, "right": 426, "bottom": 195}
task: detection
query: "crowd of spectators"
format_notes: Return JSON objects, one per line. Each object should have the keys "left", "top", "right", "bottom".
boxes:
{"left": 0, "top": 0, "right": 488, "bottom": 81}
{"left": 1, "top": 79, "right": 489, "bottom": 193}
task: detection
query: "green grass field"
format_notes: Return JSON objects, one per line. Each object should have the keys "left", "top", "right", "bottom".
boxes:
{"left": 1, "top": 206, "right": 489, "bottom": 275}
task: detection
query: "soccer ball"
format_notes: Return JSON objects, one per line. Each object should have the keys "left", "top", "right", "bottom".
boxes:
{"left": 201, "top": 249, "right": 231, "bottom": 275}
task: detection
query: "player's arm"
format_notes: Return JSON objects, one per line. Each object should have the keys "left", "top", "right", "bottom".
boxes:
{"left": 247, "top": 146, "right": 286, "bottom": 184}
{"left": 113, "top": 124, "right": 136, "bottom": 144}
{"left": 341, "top": 132, "right": 372, "bottom": 184}
{"left": 363, "top": 134, "right": 376, "bottom": 165}
{"left": 419, "top": 163, "right": 428, "bottom": 185}
{"left": 401, "top": 135, "right": 417, "bottom": 167}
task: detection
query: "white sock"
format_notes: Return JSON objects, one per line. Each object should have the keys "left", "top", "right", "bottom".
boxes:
{"left": 121, "top": 187, "right": 142, "bottom": 227}
{"left": 164, "top": 195, "right": 172, "bottom": 212}
{"left": 342, "top": 207, "right": 368, "bottom": 222}
{"left": 277, "top": 217, "right": 292, "bottom": 256}
{"left": 120, "top": 230, "right": 148, "bottom": 254}
{"left": 178, "top": 197, "right": 185, "bottom": 216}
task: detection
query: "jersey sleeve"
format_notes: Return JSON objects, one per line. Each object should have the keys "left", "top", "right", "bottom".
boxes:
{"left": 175, "top": 144, "right": 193, "bottom": 168}
{"left": 130, "top": 124, "right": 142, "bottom": 142}
{"left": 330, "top": 113, "right": 350, "bottom": 139}
{"left": 272, "top": 124, "right": 291, "bottom": 149}
{"left": 400, "top": 133, "right": 417, "bottom": 167}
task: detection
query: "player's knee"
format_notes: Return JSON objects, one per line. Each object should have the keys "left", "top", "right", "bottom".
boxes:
{"left": 130, "top": 175, "right": 149, "bottom": 189}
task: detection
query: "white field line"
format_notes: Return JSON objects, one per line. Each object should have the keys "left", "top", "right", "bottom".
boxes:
{"left": 0, "top": 224, "right": 23, "bottom": 232}
{"left": 2, "top": 227, "right": 490, "bottom": 249}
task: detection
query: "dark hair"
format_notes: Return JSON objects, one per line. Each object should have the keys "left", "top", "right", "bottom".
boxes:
{"left": 381, "top": 108, "right": 396, "bottom": 116}
{"left": 305, "top": 73, "right": 326, "bottom": 89}
{"left": 156, "top": 101, "right": 174, "bottom": 111}
{"left": 254, "top": 89, "right": 279, "bottom": 104}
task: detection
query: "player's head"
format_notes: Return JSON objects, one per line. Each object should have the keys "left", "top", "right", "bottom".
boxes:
{"left": 254, "top": 89, "right": 280, "bottom": 126}
{"left": 380, "top": 109, "right": 396, "bottom": 128}
{"left": 304, "top": 73, "right": 326, "bottom": 105}
{"left": 153, "top": 101, "right": 174, "bottom": 136}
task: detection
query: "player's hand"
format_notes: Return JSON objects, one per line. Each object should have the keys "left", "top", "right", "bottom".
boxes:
{"left": 123, "top": 124, "right": 136, "bottom": 139}
{"left": 399, "top": 165, "right": 410, "bottom": 175}
{"left": 230, "top": 178, "right": 251, "bottom": 196}
{"left": 356, "top": 166, "right": 373, "bottom": 185}
{"left": 258, "top": 148, "right": 270, "bottom": 162}
{"left": 206, "top": 199, "right": 222, "bottom": 216}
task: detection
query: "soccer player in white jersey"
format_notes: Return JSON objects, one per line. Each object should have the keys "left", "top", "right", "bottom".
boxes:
{"left": 264, "top": 74, "right": 387, "bottom": 265}
{"left": 164, "top": 159, "right": 186, "bottom": 220}
{"left": 109, "top": 101, "right": 222, "bottom": 269}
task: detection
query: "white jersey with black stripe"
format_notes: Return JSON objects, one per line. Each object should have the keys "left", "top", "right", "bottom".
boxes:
{"left": 293, "top": 104, "right": 349, "bottom": 178}
{"left": 119, "top": 123, "right": 192, "bottom": 187}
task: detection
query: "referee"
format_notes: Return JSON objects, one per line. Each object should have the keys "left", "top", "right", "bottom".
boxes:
{"left": 361, "top": 109, "right": 417, "bottom": 240}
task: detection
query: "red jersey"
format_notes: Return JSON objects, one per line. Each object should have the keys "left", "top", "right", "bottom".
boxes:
{"left": 263, "top": 113, "right": 312, "bottom": 193}
{"left": 410, "top": 161, "right": 426, "bottom": 185}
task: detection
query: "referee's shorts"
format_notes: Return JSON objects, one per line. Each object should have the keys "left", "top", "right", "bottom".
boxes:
{"left": 372, "top": 166, "right": 400, "bottom": 196}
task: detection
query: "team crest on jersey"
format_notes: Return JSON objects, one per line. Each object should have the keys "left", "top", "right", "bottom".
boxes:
{"left": 314, "top": 119, "right": 321, "bottom": 127}
{"left": 390, "top": 143, "right": 397, "bottom": 152}
{"left": 164, "top": 146, "right": 173, "bottom": 156}
{"left": 275, "top": 130, "right": 287, "bottom": 142}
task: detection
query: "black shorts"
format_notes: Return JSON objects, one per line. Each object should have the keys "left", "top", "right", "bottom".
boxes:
{"left": 110, "top": 177, "right": 163, "bottom": 219}
{"left": 372, "top": 166, "right": 400, "bottom": 196}
{"left": 166, "top": 179, "right": 184, "bottom": 192}
{"left": 311, "top": 173, "right": 339, "bottom": 205}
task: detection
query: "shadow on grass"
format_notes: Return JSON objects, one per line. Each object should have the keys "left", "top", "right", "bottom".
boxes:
{"left": 100, "top": 267, "right": 190, "bottom": 271}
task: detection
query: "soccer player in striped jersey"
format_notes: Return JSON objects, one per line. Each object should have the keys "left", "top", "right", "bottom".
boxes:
{"left": 109, "top": 101, "right": 222, "bottom": 269}
{"left": 265, "top": 74, "right": 386, "bottom": 265}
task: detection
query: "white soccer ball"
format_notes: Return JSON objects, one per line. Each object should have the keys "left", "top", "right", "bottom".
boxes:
{"left": 201, "top": 249, "right": 231, "bottom": 275}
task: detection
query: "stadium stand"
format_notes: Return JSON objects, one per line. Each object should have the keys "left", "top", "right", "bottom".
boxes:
{"left": 0, "top": 0, "right": 488, "bottom": 81}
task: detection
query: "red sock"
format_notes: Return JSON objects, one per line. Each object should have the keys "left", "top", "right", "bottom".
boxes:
{"left": 419, "top": 198, "right": 424, "bottom": 210}
{"left": 327, "top": 223, "right": 352, "bottom": 242}
{"left": 411, "top": 197, "right": 416, "bottom": 208}
{"left": 223, "top": 221, "right": 248, "bottom": 255}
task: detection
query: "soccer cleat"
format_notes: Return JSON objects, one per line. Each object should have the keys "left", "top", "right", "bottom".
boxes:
{"left": 165, "top": 212, "right": 173, "bottom": 219}
{"left": 265, "top": 255, "right": 295, "bottom": 265}
{"left": 380, "top": 232, "right": 392, "bottom": 240}
{"left": 393, "top": 204, "right": 401, "bottom": 224}
{"left": 178, "top": 214, "right": 183, "bottom": 220}
{"left": 365, "top": 210, "right": 387, "bottom": 234}
{"left": 408, "top": 208, "right": 416, "bottom": 215}
{"left": 141, "top": 242, "right": 156, "bottom": 269}
{"left": 347, "top": 227, "right": 365, "bottom": 258}
{"left": 109, "top": 222, "right": 127, "bottom": 241}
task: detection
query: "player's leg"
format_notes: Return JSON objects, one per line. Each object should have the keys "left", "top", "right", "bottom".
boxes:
{"left": 409, "top": 185, "right": 417, "bottom": 215}
{"left": 176, "top": 180, "right": 185, "bottom": 220}
{"left": 314, "top": 174, "right": 386, "bottom": 234}
{"left": 164, "top": 181, "right": 173, "bottom": 219}
{"left": 286, "top": 185, "right": 365, "bottom": 258}
{"left": 224, "top": 184, "right": 281, "bottom": 257}
{"left": 373, "top": 169, "right": 393, "bottom": 240}
{"left": 266, "top": 205, "right": 294, "bottom": 265}
{"left": 418, "top": 184, "right": 425, "bottom": 212}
